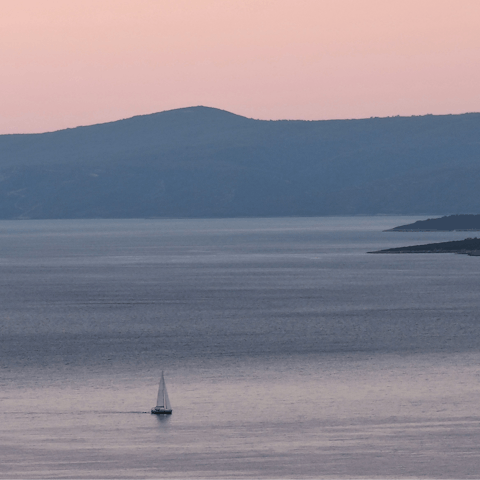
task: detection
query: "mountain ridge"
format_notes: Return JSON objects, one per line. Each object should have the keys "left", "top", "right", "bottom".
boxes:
{"left": 1, "top": 106, "right": 480, "bottom": 219}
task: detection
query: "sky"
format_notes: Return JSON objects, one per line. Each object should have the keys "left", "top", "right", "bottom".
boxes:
{"left": 1, "top": 0, "right": 480, "bottom": 133}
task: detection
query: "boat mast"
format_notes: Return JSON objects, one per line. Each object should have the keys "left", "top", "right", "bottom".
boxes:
{"left": 161, "top": 371, "right": 165, "bottom": 408}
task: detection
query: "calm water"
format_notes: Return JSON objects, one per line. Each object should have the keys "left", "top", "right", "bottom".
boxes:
{"left": 1, "top": 217, "right": 480, "bottom": 478}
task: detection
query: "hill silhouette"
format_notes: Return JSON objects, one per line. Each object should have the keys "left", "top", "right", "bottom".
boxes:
{"left": 1, "top": 106, "right": 480, "bottom": 219}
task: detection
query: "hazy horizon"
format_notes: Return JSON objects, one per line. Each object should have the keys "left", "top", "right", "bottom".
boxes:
{"left": 2, "top": 0, "right": 480, "bottom": 134}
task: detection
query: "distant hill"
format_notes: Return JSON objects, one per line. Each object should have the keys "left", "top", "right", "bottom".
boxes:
{"left": 1, "top": 106, "right": 480, "bottom": 219}
{"left": 387, "top": 214, "right": 480, "bottom": 231}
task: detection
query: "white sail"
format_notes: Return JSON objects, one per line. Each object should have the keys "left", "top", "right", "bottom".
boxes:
{"left": 156, "top": 371, "right": 171, "bottom": 409}
{"left": 164, "top": 384, "right": 171, "bottom": 411}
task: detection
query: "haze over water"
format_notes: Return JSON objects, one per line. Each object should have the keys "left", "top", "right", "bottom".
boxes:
{"left": 1, "top": 217, "right": 480, "bottom": 478}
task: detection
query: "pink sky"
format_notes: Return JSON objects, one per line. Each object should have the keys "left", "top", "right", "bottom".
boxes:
{"left": 1, "top": 0, "right": 480, "bottom": 133}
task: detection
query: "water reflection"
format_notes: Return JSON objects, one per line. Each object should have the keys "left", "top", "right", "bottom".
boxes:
{"left": 153, "top": 413, "right": 172, "bottom": 425}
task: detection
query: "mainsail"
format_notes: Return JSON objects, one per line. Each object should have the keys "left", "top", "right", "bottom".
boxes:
{"left": 156, "top": 371, "right": 171, "bottom": 410}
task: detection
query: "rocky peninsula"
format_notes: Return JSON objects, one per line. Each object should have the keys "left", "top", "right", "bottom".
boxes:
{"left": 386, "top": 214, "right": 480, "bottom": 232}
{"left": 370, "top": 237, "right": 480, "bottom": 255}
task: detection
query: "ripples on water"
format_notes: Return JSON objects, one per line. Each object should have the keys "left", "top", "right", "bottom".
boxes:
{"left": 1, "top": 217, "right": 480, "bottom": 478}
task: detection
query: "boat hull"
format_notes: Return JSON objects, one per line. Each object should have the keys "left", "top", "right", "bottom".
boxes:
{"left": 151, "top": 407, "right": 172, "bottom": 415}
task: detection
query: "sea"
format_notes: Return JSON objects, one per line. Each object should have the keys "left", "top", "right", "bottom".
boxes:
{"left": 1, "top": 216, "right": 479, "bottom": 479}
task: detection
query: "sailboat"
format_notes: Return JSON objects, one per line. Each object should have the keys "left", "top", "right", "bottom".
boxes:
{"left": 151, "top": 371, "right": 172, "bottom": 414}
